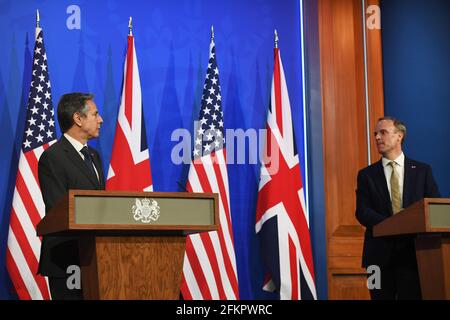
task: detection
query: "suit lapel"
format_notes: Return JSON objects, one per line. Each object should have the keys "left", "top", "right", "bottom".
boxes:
{"left": 403, "top": 157, "right": 415, "bottom": 208}
{"left": 91, "top": 151, "right": 105, "bottom": 189}
{"left": 373, "top": 160, "right": 392, "bottom": 214}
{"left": 61, "top": 136, "right": 100, "bottom": 189}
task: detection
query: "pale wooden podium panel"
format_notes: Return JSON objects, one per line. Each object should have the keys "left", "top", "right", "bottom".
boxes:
{"left": 37, "top": 190, "right": 218, "bottom": 300}
{"left": 374, "top": 198, "right": 450, "bottom": 300}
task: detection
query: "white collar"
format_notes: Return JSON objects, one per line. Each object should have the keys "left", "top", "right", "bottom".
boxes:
{"left": 382, "top": 152, "right": 405, "bottom": 168}
{"left": 64, "top": 133, "right": 87, "bottom": 153}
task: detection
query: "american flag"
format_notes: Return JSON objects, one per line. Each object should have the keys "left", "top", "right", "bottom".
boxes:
{"left": 255, "top": 45, "right": 316, "bottom": 300}
{"left": 180, "top": 33, "right": 239, "bottom": 300}
{"left": 6, "top": 25, "right": 54, "bottom": 300}
{"left": 106, "top": 33, "right": 152, "bottom": 191}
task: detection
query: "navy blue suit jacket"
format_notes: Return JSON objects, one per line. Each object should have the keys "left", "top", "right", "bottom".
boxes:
{"left": 355, "top": 157, "right": 440, "bottom": 268}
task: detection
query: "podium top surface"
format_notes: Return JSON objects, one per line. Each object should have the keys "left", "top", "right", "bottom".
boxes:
{"left": 37, "top": 190, "right": 219, "bottom": 236}
{"left": 373, "top": 198, "right": 450, "bottom": 237}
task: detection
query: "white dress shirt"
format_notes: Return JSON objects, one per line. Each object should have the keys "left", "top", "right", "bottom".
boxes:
{"left": 64, "top": 133, "right": 99, "bottom": 180}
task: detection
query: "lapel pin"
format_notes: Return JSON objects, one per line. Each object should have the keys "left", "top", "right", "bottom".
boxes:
{"left": 411, "top": 165, "right": 416, "bottom": 169}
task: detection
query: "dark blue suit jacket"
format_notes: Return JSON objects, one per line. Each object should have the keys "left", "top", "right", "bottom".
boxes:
{"left": 38, "top": 135, "right": 105, "bottom": 277}
{"left": 355, "top": 157, "right": 440, "bottom": 268}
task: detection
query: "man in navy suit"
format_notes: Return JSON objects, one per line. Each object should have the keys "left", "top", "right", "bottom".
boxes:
{"left": 38, "top": 93, "right": 104, "bottom": 300}
{"left": 356, "top": 116, "right": 440, "bottom": 300}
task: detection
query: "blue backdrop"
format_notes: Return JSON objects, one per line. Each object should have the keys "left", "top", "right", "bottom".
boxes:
{"left": 0, "top": 0, "right": 322, "bottom": 299}
{"left": 381, "top": 0, "right": 450, "bottom": 198}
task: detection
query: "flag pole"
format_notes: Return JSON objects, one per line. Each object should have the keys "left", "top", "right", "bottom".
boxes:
{"left": 211, "top": 25, "right": 214, "bottom": 42}
{"left": 128, "top": 16, "right": 133, "bottom": 36}
{"left": 274, "top": 29, "right": 278, "bottom": 48}
{"left": 36, "top": 9, "right": 40, "bottom": 28}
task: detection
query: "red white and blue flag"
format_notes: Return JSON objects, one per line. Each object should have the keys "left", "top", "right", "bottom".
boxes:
{"left": 255, "top": 45, "right": 316, "bottom": 300}
{"left": 6, "top": 23, "right": 54, "bottom": 300}
{"left": 106, "top": 32, "right": 152, "bottom": 191}
{"left": 181, "top": 33, "right": 239, "bottom": 300}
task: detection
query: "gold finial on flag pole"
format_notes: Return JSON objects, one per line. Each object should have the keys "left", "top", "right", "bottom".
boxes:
{"left": 36, "top": 9, "right": 40, "bottom": 28}
{"left": 128, "top": 17, "right": 133, "bottom": 36}
{"left": 274, "top": 29, "right": 279, "bottom": 48}
{"left": 211, "top": 25, "right": 214, "bottom": 41}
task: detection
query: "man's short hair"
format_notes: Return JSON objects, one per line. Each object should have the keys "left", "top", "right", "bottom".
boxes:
{"left": 57, "top": 93, "right": 94, "bottom": 133}
{"left": 378, "top": 116, "right": 407, "bottom": 144}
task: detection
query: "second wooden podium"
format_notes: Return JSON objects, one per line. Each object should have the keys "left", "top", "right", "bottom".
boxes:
{"left": 373, "top": 198, "right": 450, "bottom": 300}
{"left": 37, "top": 190, "right": 218, "bottom": 300}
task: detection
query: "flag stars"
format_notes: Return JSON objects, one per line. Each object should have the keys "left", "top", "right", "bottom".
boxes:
{"left": 205, "top": 97, "right": 213, "bottom": 105}
{"left": 34, "top": 47, "right": 41, "bottom": 55}
{"left": 40, "top": 113, "right": 47, "bottom": 121}
{"left": 48, "top": 119, "right": 54, "bottom": 127}
{"left": 23, "top": 140, "right": 31, "bottom": 148}
{"left": 28, "top": 117, "right": 36, "bottom": 126}
{"left": 193, "top": 148, "right": 200, "bottom": 156}
{"left": 208, "top": 87, "right": 215, "bottom": 95}
{"left": 44, "top": 91, "right": 51, "bottom": 99}
{"left": 30, "top": 106, "right": 39, "bottom": 114}
{"left": 46, "top": 130, "right": 53, "bottom": 138}
{"left": 204, "top": 106, "right": 211, "bottom": 114}
{"left": 25, "top": 128, "right": 33, "bottom": 137}
{"left": 38, "top": 74, "right": 45, "bottom": 82}
{"left": 36, "top": 37, "right": 43, "bottom": 44}
{"left": 33, "top": 95, "right": 42, "bottom": 104}
{"left": 38, "top": 123, "right": 45, "bottom": 131}
{"left": 36, "top": 84, "right": 44, "bottom": 92}
{"left": 36, "top": 134, "right": 44, "bottom": 143}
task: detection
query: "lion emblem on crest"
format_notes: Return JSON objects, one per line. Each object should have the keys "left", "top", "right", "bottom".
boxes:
{"left": 132, "top": 198, "right": 160, "bottom": 223}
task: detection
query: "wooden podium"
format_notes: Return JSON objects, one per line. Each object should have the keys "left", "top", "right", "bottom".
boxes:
{"left": 373, "top": 198, "right": 450, "bottom": 299}
{"left": 36, "top": 190, "right": 218, "bottom": 300}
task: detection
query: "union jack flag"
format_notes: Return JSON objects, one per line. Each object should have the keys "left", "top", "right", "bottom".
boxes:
{"left": 106, "top": 32, "right": 152, "bottom": 191}
{"left": 255, "top": 44, "right": 316, "bottom": 300}
{"left": 6, "top": 24, "right": 54, "bottom": 300}
{"left": 181, "top": 31, "right": 239, "bottom": 300}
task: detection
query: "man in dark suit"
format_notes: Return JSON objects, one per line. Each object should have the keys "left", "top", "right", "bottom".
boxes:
{"left": 38, "top": 92, "right": 104, "bottom": 300}
{"left": 356, "top": 116, "right": 440, "bottom": 300}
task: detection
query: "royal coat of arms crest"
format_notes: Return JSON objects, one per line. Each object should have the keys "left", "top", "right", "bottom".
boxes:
{"left": 132, "top": 198, "right": 160, "bottom": 223}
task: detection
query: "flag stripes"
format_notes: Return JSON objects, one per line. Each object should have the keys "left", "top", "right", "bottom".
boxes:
{"left": 256, "top": 46, "right": 316, "bottom": 300}
{"left": 181, "top": 35, "right": 239, "bottom": 300}
{"left": 6, "top": 25, "right": 54, "bottom": 299}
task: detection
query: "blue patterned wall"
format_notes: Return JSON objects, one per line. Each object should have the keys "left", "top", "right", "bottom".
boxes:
{"left": 0, "top": 0, "right": 319, "bottom": 299}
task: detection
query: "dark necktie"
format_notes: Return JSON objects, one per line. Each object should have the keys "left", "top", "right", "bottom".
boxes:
{"left": 80, "top": 146, "right": 97, "bottom": 179}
